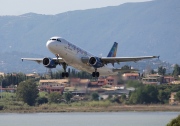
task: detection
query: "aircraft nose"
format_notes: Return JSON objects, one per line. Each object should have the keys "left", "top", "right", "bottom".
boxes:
{"left": 46, "top": 41, "right": 51, "bottom": 48}
{"left": 46, "top": 40, "right": 54, "bottom": 50}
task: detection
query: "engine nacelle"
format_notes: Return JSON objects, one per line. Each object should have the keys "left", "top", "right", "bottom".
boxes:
{"left": 43, "top": 57, "right": 57, "bottom": 68}
{"left": 88, "top": 57, "right": 104, "bottom": 68}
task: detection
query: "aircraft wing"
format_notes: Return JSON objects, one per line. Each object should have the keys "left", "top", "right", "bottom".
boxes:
{"left": 101, "top": 56, "right": 159, "bottom": 65}
{"left": 112, "top": 68, "right": 139, "bottom": 72}
{"left": 21, "top": 58, "right": 65, "bottom": 64}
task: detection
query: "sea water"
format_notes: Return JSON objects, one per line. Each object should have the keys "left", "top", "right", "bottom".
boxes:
{"left": 0, "top": 112, "right": 179, "bottom": 126}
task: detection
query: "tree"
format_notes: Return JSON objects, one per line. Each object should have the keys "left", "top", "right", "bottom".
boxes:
{"left": 91, "top": 92, "right": 99, "bottom": 101}
{"left": 129, "top": 85, "right": 159, "bottom": 104}
{"left": 175, "top": 91, "right": 180, "bottom": 101}
{"left": 167, "top": 115, "right": 180, "bottom": 126}
{"left": 158, "top": 66, "right": 166, "bottom": 75}
{"left": 151, "top": 69, "right": 157, "bottom": 74}
{"left": 173, "top": 64, "right": 180, "bottom": 77}
{"left": 120, "top": 94, "right": 126, "bottom": 103}
{"left": 48, "top": 92, "right": 62, "bottom": 103}
{"left": 158, "top": 90, "right": 170, "bottom": 104}
{"left": 121, "top": 65, "right": 131, "bottom": 70}
{"left": 144, "top": 85, "right": 159, "bottom": 103}
{"left": 63, "top": 92, "right": 72, "bottom": 103}
{"left": 111, "top": 95, "right": 121, "bottom": 103}
{"left": 16, "top": 79, "right": 39, "bottom": 106}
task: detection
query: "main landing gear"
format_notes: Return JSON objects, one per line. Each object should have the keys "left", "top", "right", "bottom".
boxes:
{"left": 62, "top": 62, "right": 69, "bottom": 78}
{"left": 92, "top": 68, "right": 100, "bottom": 78}
{"left": 55, "top": 54, "right": 69, "bottom": 78}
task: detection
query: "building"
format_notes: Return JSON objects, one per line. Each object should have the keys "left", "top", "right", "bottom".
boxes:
{"left": 122, "top": 73, "right": 140, "bottom": 81}
{"left": 163, "top": 76, "right": 175, "bottom": 83}
{"left": 106, "top": 76, "right": 118, "bottom": 85}
{"left": 171, "top": 81, "right": 180, "bottom": 85}
{"left": 142, "top": 78, "right": 160, "bottom": 85}
{"left": 39, "top": 79, "right": 68, "bottom": 94}
{"left": 100, "top": 89, "right": 130, "bottom": 100}
{"left": 64, "top": 78, "right": 89, "bottom": 95}
{"left": 97, "top": 78, "right": 106, "bottom": 86}
{"left": 69, "top": 78, "right": 81, "bottom": 87}
{"left": 0, "top": 72, "right": 5, "bottom": 77}
{"left": 142, "top": 74, "right": 162, "bottom": 85}
{"left": 169, "top": 92, "right": 178, "bottom": 105}
{"left": 26, "top": 73, "right": 40, "bottom": 79}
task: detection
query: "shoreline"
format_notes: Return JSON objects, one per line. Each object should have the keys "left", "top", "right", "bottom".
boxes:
{"left": 1, "top": 104, "right": 180, "bottom": 113}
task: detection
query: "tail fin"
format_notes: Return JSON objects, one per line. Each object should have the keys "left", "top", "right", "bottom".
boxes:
{"left": 107, "top": 42, "right": 118, "bottom": 57}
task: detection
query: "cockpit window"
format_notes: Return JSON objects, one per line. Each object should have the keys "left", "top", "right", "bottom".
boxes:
{"left": 49, "top": 38, "right": 61, "bottom": 42}
{"left": 57, "top": 39, "right": 61, "bottom": 42}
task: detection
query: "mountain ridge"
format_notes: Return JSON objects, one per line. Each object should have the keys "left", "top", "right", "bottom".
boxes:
{"left": 0, "top": 0, "right": 179, "bottom": 72}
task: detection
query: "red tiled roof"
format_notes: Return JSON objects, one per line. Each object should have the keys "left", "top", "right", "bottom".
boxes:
{"left": 164, "top": 76, "right": 174, "bottom": 79}
{"left": 90, "top": 82, "right": 98, "bottom": 85}
{"left": 123, "top": 73, "right": 139, "bottom": 77}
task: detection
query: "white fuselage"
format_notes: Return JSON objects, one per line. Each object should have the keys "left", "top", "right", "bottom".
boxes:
{"left": 46, "top": 37, "right": 117, "bottom": 76}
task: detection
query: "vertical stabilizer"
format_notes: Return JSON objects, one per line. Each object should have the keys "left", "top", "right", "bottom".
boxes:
{"left": 107, "top": 42, "right": 118, "bottom": 57}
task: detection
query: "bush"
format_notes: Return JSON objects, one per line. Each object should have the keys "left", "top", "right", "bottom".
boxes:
{"left": 48, "top": 92, "right": 62, "bottom": 103}
{"left": 167, "top": 115, "right": 180, "bottom": 126}
{"left": 0, "top": 105, "right": 4, "bottom": 110}
{"left": 63, "top": 92, "right": 72, "bottom": 103}
{"left": 36, "top": 97, "right": 48, "bottom": 105}
{"left": 91, "top": 92, "right": 99, "bottom": 101}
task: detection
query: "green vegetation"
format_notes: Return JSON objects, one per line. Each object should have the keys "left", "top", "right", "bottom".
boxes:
{"left": 0, "top": 73, "right": 27, "bottom": 87}
{"left": 158, "top": 90, "right": 170, "bottom": 104}
{"left": 126, "top": 80, "right": 143, "bottom": 88}
{"left": 16, "top": 79, "right": 39, "bottom": 106}
{"left": 158, "top": 66, "right": 166, "bottom": 75}
{"left": 129, "top": 85, "right": 158, "bottom": 104}
{"left": 121, "top": 65, "right": 131, "bottom": 70}
{"left": 167, "top": 115, "right": 180, "bottom": 126}
{"left": 0, "top": 63, "right": 179, "bottom": 112}
{"left": 91, "top": 92, "right": 99, "bottom": 101}
{"left": 63, "top": 92, "right": 73, "bottom": 103}
{"left": 48, "top": 92, "right": 62, "bottom": 103}
{"left": 36, "top": 97, "right": 48, "bottom": 105}
{"left": 173, "top": 64, "right": 180, "bottom": 78}
{"left": 128, "top": 82, "right": 180, "bottom": 104}
{"left": 1, "top": 79, "right": 180, "bottom": 109}
{"left": 175, "top": 91, "right": 180, "bottom": 101}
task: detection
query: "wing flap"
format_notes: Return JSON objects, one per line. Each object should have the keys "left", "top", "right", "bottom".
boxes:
{"left": 112, "top": 68, "right": 139, "bottom": 73}
{"left": 101, "top": 56, "right": 159, "bottom": 64}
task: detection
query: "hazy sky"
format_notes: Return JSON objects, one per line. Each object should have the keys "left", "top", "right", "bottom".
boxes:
{"left": 0, "top": 0, "right": 151, "bottom": 16}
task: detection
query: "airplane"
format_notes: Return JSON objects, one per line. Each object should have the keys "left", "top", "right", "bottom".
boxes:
{"left": 21, "top": 36, "right": 159, "bottom": 78}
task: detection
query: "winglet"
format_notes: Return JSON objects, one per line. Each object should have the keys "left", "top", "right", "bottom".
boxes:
{"left": 154, "top": 56, "right": 160, "bottom": 59}
{"left": 107, "top": 42, "right": 118, "bottom": 57}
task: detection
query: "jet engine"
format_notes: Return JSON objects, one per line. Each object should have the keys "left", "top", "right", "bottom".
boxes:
{"left": 43, "top": 57, "right": 57, "bottom": 68}
{"left": 88, "top": 57, "right": 104, "bottom": 68}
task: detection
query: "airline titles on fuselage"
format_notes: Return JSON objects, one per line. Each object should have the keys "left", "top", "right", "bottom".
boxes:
{"left": 67, "top": 42, "right": 88, "bottom": 56}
